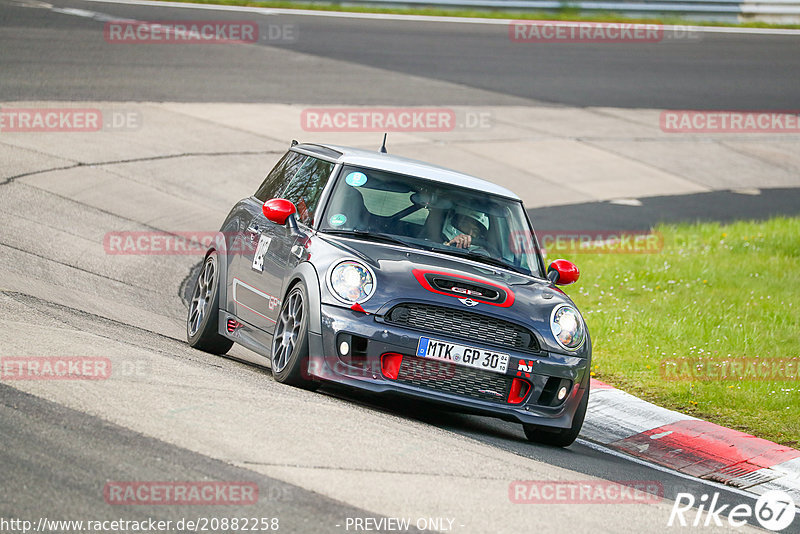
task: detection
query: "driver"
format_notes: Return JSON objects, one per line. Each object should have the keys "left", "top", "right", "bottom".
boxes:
{"left": 443, "top": 207, "right": 490, "bottom": 249}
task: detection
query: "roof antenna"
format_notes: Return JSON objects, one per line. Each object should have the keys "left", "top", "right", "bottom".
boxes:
{"left": 380, "top": 133, "right": 388, "bottom": 154}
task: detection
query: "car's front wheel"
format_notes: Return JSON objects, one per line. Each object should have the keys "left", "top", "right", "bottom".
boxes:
{"left": 271, "top": 283, "right": 319, "bottom": 391}
{"left": 187, "top": 251, "right": 233, "bottom": 354}
{"left": 522, "top": 386, "right": 589, "bottom": 447}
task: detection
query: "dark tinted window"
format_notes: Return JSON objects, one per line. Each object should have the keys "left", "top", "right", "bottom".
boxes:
{"left": 281, "top": 156, "right": 336, "bottom": 226}
{"left": 254, "top": 151, "right": 306, "bottom": 202}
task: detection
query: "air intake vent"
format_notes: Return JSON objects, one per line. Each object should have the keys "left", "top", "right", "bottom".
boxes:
{"left": 413, "top": 269, "right": 514, "bottom": 307}
{"left": 431, "top": 277, "right": 500, "bottom": 301}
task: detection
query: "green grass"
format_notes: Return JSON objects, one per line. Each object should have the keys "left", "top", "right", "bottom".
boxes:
{"left": 551, "top": 217, "right": 800, "bottom": 447}
{"left": 149, "top": 0, "right": 800, "bottom": 30}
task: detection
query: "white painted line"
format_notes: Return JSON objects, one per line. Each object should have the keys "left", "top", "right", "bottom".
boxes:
{"left": 757, "top": 459, "right": 800, "bottom": 501}
{"left": 11, "top": 0, "right": 54, "bottom": 7}
{"left": 79, "top": 0, "right": 800, "bottom": 35}
{"left": 51, "top": 5, "right": 134, "bottom": 21}
{"left": 577, "top": 438, "right": 764, "bottom": 501}
{"left": 51, "top": 6, "right": 96, "bottom": 16}
{"left": 732, "top": 187, "right": 762, "bottom": 195}
{"left": 773, "top": 457, "right": 800, "bottom": 478}
{"left": 609, "top": 198, "right": 644, "bottom": 206}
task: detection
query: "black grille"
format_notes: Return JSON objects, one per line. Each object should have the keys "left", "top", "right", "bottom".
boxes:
{"left": 396, "top": 356, "right": 512, "bottom": 404}
{"left": 385, "top": 303, "right": 539, "bottom": 352}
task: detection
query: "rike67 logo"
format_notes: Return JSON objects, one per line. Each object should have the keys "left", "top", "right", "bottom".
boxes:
{"left": 669, "top": 490, "right": 796, "bottom": 531}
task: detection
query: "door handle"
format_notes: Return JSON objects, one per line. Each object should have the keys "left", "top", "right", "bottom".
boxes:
{"left": 245, "top": 224, "right": 260, "bottom": 240}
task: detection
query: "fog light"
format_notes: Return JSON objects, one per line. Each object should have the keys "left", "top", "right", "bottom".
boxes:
{"left": 339, "top": 341, "right": 350, "bottom": 355}
{"left": 557, "top": 386, "right": 568, "bottom": 401}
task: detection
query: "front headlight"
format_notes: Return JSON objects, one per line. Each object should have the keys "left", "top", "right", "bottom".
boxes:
{"left": 328, "top": 260, "right": 376, "bottom": 304}
{"left": 550, "top": 305, "right": 585, "bottom": 351}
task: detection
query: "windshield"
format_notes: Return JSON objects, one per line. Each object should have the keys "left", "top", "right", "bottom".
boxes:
{"left": 319, "top": 165, "right": 544, "bottom": 277}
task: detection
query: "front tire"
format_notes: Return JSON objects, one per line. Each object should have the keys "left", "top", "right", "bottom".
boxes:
{"left": 187, "top": 251, "right": 233, "bottom": 354}
{"left": 271, "top": 283, "right": 318, "bottom": 390}
{"left": 523, "top": 385, "right": 589, "bottom": 447}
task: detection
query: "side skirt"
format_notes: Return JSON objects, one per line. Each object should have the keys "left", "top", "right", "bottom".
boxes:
{"left": 218, "top": 310, "right": 272, "bottom": 367}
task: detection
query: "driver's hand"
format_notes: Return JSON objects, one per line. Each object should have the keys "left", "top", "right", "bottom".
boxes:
{"left": 446, "top": 234, "right": 472, "bottom": 248}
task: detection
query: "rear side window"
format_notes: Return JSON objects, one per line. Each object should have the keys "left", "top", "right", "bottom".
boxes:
{"left": 281, "top": 156, "right": 336, "bottom": 226}
{"left": 254, "top": 151, "right": 306, "bottom": 202}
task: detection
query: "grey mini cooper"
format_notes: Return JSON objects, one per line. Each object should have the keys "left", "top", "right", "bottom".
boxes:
{"left": 187, "top": 142, "right": 590, "bottom": 446}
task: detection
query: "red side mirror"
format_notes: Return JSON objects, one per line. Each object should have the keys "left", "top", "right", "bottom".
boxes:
{"left": 547, "top": 259, "right": 580, "bottom": 286}
{"left": 263, "top": 198, "right": 296, "bottom": 225}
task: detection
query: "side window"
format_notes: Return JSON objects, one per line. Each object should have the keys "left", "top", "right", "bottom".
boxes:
{"left": 254, "top": 151, "right": 306, "bottom": 202}
{"left": 281, "top": 156, "right": 336, "bottom": 226}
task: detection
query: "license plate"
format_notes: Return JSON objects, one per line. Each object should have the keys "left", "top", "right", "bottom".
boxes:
{"left": 415, "top": 337, "right": 509, "bottom": 374}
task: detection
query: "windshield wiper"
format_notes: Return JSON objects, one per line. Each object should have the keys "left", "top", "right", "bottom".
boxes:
{"left": 320, "top": 229, "right": 419, "bottom": 249}
{"left": 434, "top": 247, "right": 529, "bottom": 275}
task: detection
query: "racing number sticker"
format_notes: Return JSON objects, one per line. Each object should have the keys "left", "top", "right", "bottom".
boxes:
{"left": 252, "top": 235, "right": 272, "bottom": 272}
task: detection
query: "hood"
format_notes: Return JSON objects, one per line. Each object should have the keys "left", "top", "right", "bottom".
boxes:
{"left": 309, "top": 234, "right": 588, "bottom": 357}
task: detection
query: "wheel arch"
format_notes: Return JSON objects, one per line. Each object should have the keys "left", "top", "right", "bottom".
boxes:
{"left": 204, "top": 232, "right": 231, "bottom": 337}
{"left": 283, "top": 262, "right": 322, "bottom": 335}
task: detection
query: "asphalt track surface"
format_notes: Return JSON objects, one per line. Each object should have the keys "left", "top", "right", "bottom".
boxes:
{"left": 1, "top": 1, "right": 798, "bottom": 533}
{"left": 528, "top": 187, "right": 800, "bottom": 231}
{"left": 0, "top": 0, "right": 798, "bottom": 109}
{"left": 1, "top": 384, "right": 395, "bottom": 533}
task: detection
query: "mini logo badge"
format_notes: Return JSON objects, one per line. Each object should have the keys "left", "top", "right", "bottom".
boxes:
{"left": 459, "top": 298, "right": 479, "bottom": 307}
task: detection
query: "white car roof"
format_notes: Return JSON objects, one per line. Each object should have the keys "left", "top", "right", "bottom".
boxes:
{"left": 297, "top": 143, "right": 521, "bottom": 201}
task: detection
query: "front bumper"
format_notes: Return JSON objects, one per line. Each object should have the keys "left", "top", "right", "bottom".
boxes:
{"left": 307, "top": 303, "right": 590, "bottom": 429}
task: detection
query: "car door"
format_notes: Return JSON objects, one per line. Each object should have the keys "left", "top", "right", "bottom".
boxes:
{"left": 231, "top": 152, "right": 335, "bottom": 333}
{"left": 229, "top": 151, "right": 305, "bottom": 332}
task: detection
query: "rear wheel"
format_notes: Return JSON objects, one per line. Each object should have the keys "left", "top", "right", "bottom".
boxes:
{"left": 187, "top": 252, "right": 233, "bottom": 354}
{"left": 271, "top": 283, "right": 319, "bottom": 391}
{"left": 523, "top": 385, "right": 589, "bottom": 447}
